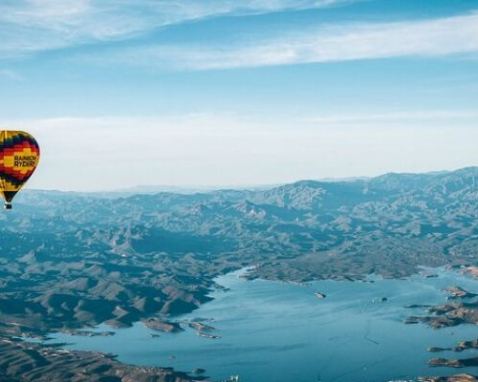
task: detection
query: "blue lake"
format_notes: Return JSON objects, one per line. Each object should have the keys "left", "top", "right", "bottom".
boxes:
{"left": 40, "top": 269, "right": 478, "bottom": 382}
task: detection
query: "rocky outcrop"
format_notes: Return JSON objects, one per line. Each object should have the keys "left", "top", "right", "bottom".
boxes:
{"left": 0, "top": 337, "right": 197, "bottom": 382}
{"left": 142, "top": 318, "right": 183, "bottom": 333}
{"left": 444, "top": 286, "right": 477, "bottom": 299}
{"left": 420, "top": 375, "right": 478, "bottom": 382}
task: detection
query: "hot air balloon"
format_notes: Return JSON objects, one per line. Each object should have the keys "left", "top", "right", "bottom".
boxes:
{"left": 0, "top": 131, "right": 40, "bottom": 210}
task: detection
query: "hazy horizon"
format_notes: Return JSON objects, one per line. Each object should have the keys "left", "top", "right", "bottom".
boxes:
{"left": 16, "top": 165, "right": 476, "bottom": 194}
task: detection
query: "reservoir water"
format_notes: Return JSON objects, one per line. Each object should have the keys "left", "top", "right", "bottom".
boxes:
{"left": 40, "top": 269, "right": 478, "bottom": 382}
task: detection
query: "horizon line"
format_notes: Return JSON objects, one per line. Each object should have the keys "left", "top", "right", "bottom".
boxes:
{"left": 20, "top": 165, "right": 478, "bottom": 195}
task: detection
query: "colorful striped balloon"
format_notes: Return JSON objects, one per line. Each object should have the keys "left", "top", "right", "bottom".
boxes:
{"left": 0, "top": 131, "right": 40, "bottom": 209}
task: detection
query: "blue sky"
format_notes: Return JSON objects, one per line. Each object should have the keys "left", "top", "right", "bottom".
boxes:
{"left": 0, "top": 0, "right": 477, "bottom": 191}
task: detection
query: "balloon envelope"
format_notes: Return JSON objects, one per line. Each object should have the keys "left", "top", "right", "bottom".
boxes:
{"left": 0, "top": 131, "right": 40, "bottom": 209}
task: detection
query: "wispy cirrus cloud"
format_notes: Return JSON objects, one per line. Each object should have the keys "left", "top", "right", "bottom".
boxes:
{"left": 104, "top": 10, "right": 478, "bottom": 70}
{"left": 0, "top": 0, "right": 353, "bottom": 59}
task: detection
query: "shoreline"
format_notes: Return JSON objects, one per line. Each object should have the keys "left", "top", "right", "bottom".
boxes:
{"left": 11, "top": 266, "right": 478, "bottom": 382}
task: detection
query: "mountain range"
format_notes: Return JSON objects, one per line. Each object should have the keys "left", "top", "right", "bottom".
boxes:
{"left": 1, "top": 167, "right": 478, "bottom": 381}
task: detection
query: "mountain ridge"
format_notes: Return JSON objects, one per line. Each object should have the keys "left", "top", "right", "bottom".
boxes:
{"left": 1, "top": 167, "right": 478, "bottom": 381}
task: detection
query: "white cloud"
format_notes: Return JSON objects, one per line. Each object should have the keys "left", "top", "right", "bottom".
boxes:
{"left": 2, "top": 112, "right": 478, "bottom": 191}
{"left": 110, "top": 11, "right": 478, "bottom": 70}
{"left": 4, "top": 2, "right": 476, "bottom": 69}
{"left": 302, "top": 111, "right": 478, "bottom": 124}
{"left": 0, "top": 0, "right": 350, "bottom": 59}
